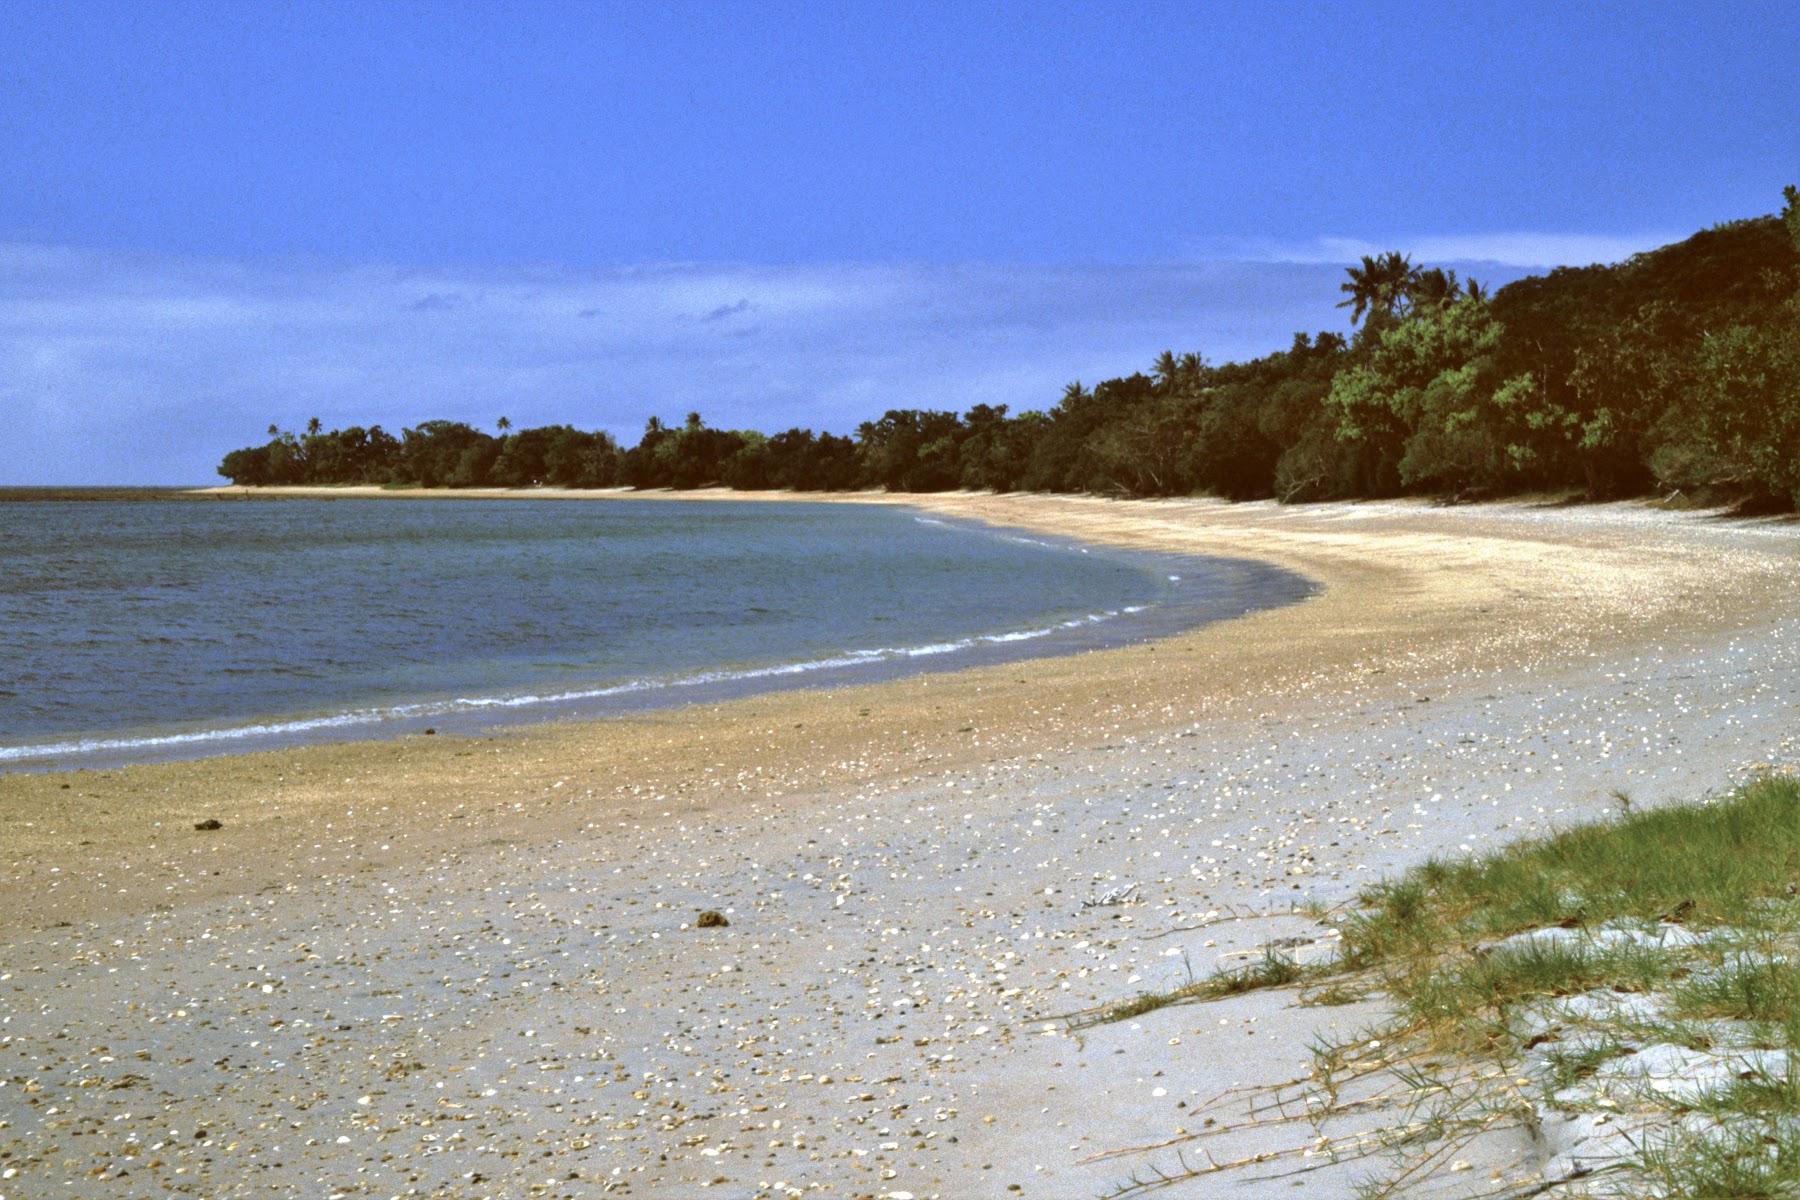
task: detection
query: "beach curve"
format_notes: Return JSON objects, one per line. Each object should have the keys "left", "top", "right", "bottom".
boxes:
{"left": 2, "top": 491, "right": 1798, "bottom": 1197}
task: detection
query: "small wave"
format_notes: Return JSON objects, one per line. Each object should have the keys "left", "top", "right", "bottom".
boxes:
{"left": 979, "top": 628, "right": 1054, "bottom": 645}
{"left": 913, "top": 515, "right": 1062, "bottom": 553}
{"left": 0, "top": 606, "right": 1141, "bottom": 765}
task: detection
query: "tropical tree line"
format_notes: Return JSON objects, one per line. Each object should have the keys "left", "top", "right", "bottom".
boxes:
{"left": 220, "top": 188, "right": 1800, "bottom": 509}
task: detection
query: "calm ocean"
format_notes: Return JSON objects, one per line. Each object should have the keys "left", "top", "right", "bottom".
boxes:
{"left": 0, "top": 498, "right": 1309, "bottom": 768}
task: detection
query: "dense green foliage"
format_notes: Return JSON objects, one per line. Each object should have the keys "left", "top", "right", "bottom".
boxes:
{"left": 220, "top": 191, "right": 1800, "bottom": 507}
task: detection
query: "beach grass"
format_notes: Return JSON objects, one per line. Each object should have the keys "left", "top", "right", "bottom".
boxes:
{"left": 1396, "top": 936, "right": 1677, "bottom": 1055}
{"left": 1636, "top": 1119, "right": 1800, "bottom": 1197}
{"left": 1089, "top": 949, "right": 1309, "bottom": 1025}
{"left": 1328, "top": 775, "right": 1800, "bottom": 1075}
{"left": 1671, "top": 952, "right": 1800, "bottom": 1026}
{"left": 1340, "top": 774, "right": 1800, "bottom": 970}
{"left": 1098, "top": 774, "right": 1800, "bottom": 1197}
{"left": 1094, "top": 775, "right": 1800, "bottom": 1039}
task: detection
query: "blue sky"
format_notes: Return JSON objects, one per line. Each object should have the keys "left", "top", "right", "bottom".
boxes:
{"left": 3, "top": 1, "right": 1795, "bottom": 483}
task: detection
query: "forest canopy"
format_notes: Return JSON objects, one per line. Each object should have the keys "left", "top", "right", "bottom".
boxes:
{"left": 220, "top": 189, "right": 1800, "bottom": 509}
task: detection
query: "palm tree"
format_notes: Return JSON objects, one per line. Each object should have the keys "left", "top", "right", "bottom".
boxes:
{"left": 1151, "top": 350, "right": 1179, "bottom": 387}
{"left": 306, "top": 416, "right": 322, "bottom": 436}
{"left": 1151, "top": 351, "right": 1206, "bottom": 392}
{"left": 1407, "top": 267, "right": 1462, "bottom": 314}
{"left": 1173, "top": 352, "right": 1205, "bottom": 389}
{"left": 1337, "top": 251, "right": 1420, "bottom": 325}
{"left": 497, "top": 416, "right": 512, "bottom": 433}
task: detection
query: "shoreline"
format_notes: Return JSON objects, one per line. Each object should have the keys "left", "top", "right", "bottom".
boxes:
{"left": 4, "top": 492, "right": 1799, "bottom": 1197}
{"left": 0, "top": 504, "right": 1312, "bottom": 773}
{"left": 4, "top": 491, "right": 1792, "bottom": 933}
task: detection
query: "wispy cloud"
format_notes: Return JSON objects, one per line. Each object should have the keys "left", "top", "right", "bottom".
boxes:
{"left": 0, "top": 245, "right": 1371, "bottom": 485}
{"left": 409, "top": 291, "right": 464, "bottom": 312}
{"left": 1201, "top": 230, "right": 1680, "bottom": 268}
{"left": 701, "top": 298, "right": 753, "bottom": 322}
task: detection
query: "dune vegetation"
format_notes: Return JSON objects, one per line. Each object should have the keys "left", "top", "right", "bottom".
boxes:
{"left": 1087, "top": 774, "right": 1800, "bottom": 1198}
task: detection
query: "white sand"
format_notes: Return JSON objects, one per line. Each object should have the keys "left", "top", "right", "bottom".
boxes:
{"left": 2, "top": 494, "right": 1798, "bottom": 1197}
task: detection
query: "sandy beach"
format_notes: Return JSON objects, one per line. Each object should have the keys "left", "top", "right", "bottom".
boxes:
{"left": 4, "top": 491, "right": 1799, "bottom": 1198}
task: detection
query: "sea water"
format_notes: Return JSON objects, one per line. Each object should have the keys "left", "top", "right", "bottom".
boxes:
{"left": 0, "top": 497, "right": 1309, "bottom": 768}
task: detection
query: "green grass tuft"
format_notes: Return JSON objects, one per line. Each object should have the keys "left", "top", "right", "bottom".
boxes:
{"left": 1676, "top": 956, "right": 1800, "bottom": 1020}
{"left": 1091, "top": 951, "right": 1306, "bottom": 1025}
{"left": 1342, "top": 775, "right": 1800, "bottom": 970}
{"left": 1093, "top": 775, "right": 1800, "bottom": 1198}
{"left": 1637, "top": 1119, "right": 1800, "bottom": 1197}
{"left": 1097, "top": 775, "right": 1800, "bottom": 1198}
{"left": 1540, "top": 1035, "right": 1633, "bottom": 1094}
{"left": 1401, "top": 938, "right": 1674, "bottom": 1053}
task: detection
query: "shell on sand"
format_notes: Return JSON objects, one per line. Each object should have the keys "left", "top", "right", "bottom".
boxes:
{"left": 3, "top": 492, "right": 1798, "bottom": 1196}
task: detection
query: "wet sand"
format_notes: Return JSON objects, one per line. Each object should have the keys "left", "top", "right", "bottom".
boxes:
{"left": 3, "top": 493, "right": 1798, "bottom": 1198}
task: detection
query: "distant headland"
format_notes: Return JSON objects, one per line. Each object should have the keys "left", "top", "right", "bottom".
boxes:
{"left": 218, "top": 189, "right": 1800, "bottom": 512}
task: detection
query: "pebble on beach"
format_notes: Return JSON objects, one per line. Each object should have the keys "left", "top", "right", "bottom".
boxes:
{"left": 4, "top": 495, "right": 1797, "bottom": 1199}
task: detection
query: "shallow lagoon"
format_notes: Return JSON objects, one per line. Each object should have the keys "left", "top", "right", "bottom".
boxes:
{"left": 0, "top": 497, "right": 1309, "bottom": 766}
